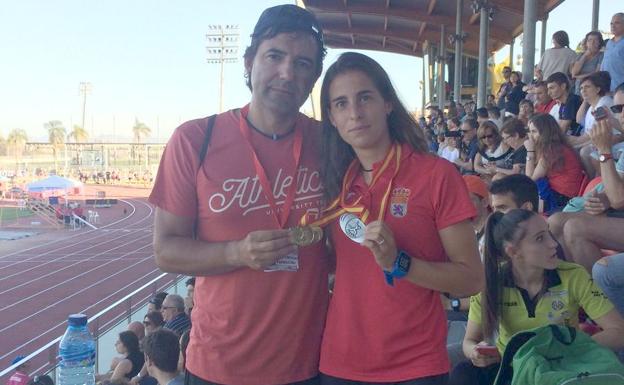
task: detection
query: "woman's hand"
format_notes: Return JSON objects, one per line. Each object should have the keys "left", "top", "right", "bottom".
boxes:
{"left": 524, "top": 136, "right": 535, "bottom": 152}
{"left": 362, "top": 220, "right": 398, "bottom": 271}
{"left": 469, "top": 342, "right": 501, "bottom": 368}
{"left": 590, "top": 118, "right": 615, "bottom": 154}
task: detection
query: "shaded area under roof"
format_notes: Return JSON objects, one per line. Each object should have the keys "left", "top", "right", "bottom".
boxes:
{"left": 302, "top": 0, "right": 565, "bottom": 58}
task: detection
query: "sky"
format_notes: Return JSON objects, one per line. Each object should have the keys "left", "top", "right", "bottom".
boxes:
{"left": 0, "top": 0, "right": 620, "bottom": 143}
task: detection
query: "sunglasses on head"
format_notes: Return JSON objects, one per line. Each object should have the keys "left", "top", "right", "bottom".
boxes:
{"left": 611, "top": 104, "right": 624, "bottom": 114}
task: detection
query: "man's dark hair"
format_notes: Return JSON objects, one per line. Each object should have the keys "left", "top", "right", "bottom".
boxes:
{"left": 615, "top": 82, "right": 624, "bottom": 94}
{"left": 142, "top": 329, "right": 180, "bottom": 374}
{"left": 489, "top": 174, "right": 539, "bottom": 212}
{"left": 243, "top": 4, "right": 327, "bottom": 91}
{"left": 463, "top": 118, "right": 479, "bottom": 130}
{"left": 145, "top": 311, "right": 165, "bottom": 328}
{"left": 546, "top": 72, "right": 569, "bottom": 91}
{"left": 476, "top": 107, "right": 489, "bottom": 118}
{"left": 185, "top": 277, "right": 195, "bottom": 287}
{"left": 487, "top": 106, "right": 501, "bottom": 119}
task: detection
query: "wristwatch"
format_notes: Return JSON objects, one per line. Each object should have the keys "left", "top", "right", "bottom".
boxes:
{"left": 384, "top": 250, "right": 411, "bottom": 286}
{"left": 599, "top": 153, "right": 613, "bottom": 163}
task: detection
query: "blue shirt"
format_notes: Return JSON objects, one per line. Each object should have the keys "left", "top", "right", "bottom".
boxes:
{"left": 601, "top": 37, "right": 624, "bottom": 92}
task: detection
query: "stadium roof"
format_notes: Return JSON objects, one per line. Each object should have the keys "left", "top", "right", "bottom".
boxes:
{"left": 301, "top": 0, "right": 565, "bottom": 58}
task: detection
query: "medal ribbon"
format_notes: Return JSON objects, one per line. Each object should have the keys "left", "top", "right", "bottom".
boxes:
{"left": 239, "top": 104, "right": 303, "bottom": 229}
{"left": 300, "top": 142, "right": 402, "bottom": 227}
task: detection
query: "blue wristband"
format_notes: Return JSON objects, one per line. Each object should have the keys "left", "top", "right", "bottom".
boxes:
{"left": 383, "top": 250, "right": 411, "bottom": 286}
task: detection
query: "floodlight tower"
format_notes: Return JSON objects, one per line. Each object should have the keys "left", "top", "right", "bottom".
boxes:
{"left": 79, "top": 82, "right": 93, "bottom": 138}
{"left": 206, "top": 25, "right": 240, "bottom": 113}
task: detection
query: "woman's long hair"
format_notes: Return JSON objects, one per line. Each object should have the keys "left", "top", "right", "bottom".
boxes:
{"left": 319, "top": 52, "right": 428, "bottom": 202}
{"left": 529, "top": 113, "right": 569, "bottom": 171}
{"left": 119, "top": 330, "right": 141, "bottom": 356}
{"left": 482, "top": 209, "right": 536, "bottom": 341}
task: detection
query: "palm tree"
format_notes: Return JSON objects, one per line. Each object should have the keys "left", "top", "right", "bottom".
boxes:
{"left": 68, "top": 125, "right": 88, "bottom": 143}
{"left": 132, "top": 118, "right": 151, "bottom": 143}
{"left": 7, "top": 128, "right": 28, "bottom": 168}
{"left": 132, "top": 119, "right": 151, "bottom": 165}
{"left": 45, "top": 120, "right": 66, "bottom": 172}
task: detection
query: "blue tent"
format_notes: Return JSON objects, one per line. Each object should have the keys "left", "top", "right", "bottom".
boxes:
{"left": 26, "top": 175, "right": 83, "bottom": 192}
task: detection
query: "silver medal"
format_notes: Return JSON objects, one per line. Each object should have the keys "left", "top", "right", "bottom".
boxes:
{"left": 339, "top": 213, "right": 366, "bottom": 243}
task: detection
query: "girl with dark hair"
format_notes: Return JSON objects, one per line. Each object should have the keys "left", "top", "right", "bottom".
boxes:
{"left": 571, "top": 31, "right": 606, "bottom": 94}
{"left": 96, "top": 330, "right": 145, "bottom": 384}
{"left": 504, "top": 71, "right": 527, "bottom": 116}
{"left": 449, "top": 209, "right": 624, "bottom": 385}
{"left": 524, "top": 113, "right": 584, "bottom": 213}
{"left": 493, "top": 118, "right": 528, "bottom": 179}
{"left": 318, "top": 52, "right": 483, "bottom": 384}
{"left": 536, "top": 30, "right": 577, "bottom": 79}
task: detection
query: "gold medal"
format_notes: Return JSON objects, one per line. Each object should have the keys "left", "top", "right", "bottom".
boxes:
{"left": 290, "top": 225, "right": 323, "bottom": 246}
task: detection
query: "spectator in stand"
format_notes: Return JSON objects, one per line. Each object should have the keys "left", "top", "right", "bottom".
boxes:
{"left": 448, "top": 117, "right": 461, "bottom": 131}
{"left": 475, "top": 107, "right": 489, "bottom": 125}
{"left": 147, "top": 292, "right": 168, "bottom": 313}
{"left": 504, "top": 71, "right": 527, "bottom": 117}
{"left": 493, "top": 118, "right": 528, "bottom": 179}
{"left": 546, "top": 72, "right": 583, "bottom": 135}
{"left": 184, "top": 277, "right": 195, "bottom": 317}
{"left": 448, "top": 209, "right": 624, "bottom": 385}
{"left": 96, "top": 331, "right": 145, "bottom": 385}
{"left": 440, "top": 131, "right": 461, "bottom": 163}
{"left": 486, "top": 106, "right": 503, "bottom": 129}
{"left": 489, "top": 174, "right": 539, "bottom": 214}
{"left": 532, "top": 81, "right": 557, "bottom": 118}
{"left": 6, "top": 356, "right": 30, "bottom": 385}
{"left": 517, "top": 99, "right": 534, "bottom": 126}
{"left": 161, "top": 294, "right": 191, "bottom": 337}
{"left": 455, "top": 118, "right": 480, "bottom": 174}
{"left": 524, "top": 114, "right": 584, "bottom": 214}
{"left": 601, "top": 13, "right": 624, "bottom": 92}
{"left": 142, "top": 329, "right": 183, "bottom": 385}
{"left": 573, "top": 71, "right": 613, "bottom": 179}
{"left": 487, "top": 94, "right": 496, "bottom": 106}
{"left": 463, "top": 175, "right": 491, "bottom": 258}
{"left": 537, "top": 30, "right": 578, "bottom": 80}
{"left": 571, "top": 31, "right": 605, "bottom": 95}
{"left": 144, "top": 311, "right": 165, "bottom": 335}
{"left": 473, "top": 121, "right": 512, "bottom": 182}
{"left": 128, "top": 321, "right": 145, "bottom": 342}
{"left": 496, "top": 66, "right": 512, "bottom": 113}
{"left": 548, "top": 84, "right": 624, "bottom": 273}
{"left": 178, "top": 330, "right": 190, "bottom": 374}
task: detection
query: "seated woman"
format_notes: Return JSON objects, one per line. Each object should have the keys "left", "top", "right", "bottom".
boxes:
{"left": 96, "top": 331, "right": 144, "bottom": 385}
{"left": 143, "top": 311, "right": 165, "bottom": 335}
{"left": 449, "top": 209, "right": 624, "bottom": 385}
{"left": 493, "top": 118, "right": 528, "bottom": 180}
{"left": 318, "top": 52, "right": 482, "bottom": 385}
{"left": 473, "top": 121, "right": 512, "bottom": 182}
{"left": 525, "top": 114, "right": 585, "bottom": 213}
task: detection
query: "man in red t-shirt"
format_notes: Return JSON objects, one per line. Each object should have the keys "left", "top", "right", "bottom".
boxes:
{"left": 6, "top": 356, "right": 30, "bottom": 385}
{"left": 149, "top": 5, "right": 329, "bottom": 385}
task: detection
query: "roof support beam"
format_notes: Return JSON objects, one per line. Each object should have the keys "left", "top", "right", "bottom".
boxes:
{"left": 427, "top": 0, "right": 438, "bottom": 15}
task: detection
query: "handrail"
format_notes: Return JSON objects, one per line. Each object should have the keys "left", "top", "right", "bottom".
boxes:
{"left": 0, "top": 272, "right": 180, "bottom": 378}
{"left": 72, "top": 213, "right": 97, "bottom": 230}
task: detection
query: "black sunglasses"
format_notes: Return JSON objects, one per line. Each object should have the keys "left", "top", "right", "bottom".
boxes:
{"left": 480, "top": 134, "right": 495, "bottom": 140}
{"left": 611, "top": 104, "right": 624, "bottom": 114}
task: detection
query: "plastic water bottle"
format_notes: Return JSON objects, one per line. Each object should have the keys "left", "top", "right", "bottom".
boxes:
{"left": 57, "top": 314, "right": 96, "bottom": 385}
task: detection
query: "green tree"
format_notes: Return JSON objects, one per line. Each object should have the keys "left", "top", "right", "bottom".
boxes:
{"left": 68, "top": 125, "right": 88, "bottom": 143}
{"left": 7, "top": 128, "right": 28, "bottom": 166}
{"left": 44, "top": 120, "right": 66, "bottom": 171}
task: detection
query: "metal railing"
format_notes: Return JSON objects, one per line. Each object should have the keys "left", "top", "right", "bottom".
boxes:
{"left": 1, "top": 272, "right": 185, "bottom": 381}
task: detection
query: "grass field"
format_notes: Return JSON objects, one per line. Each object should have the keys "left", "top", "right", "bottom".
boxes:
{"left": 0, "top": 206, "right": 33, "bottom": 221}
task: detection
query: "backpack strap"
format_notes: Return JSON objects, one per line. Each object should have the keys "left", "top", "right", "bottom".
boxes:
{"left": 193, "top": 114, "right": 217, "bottom": 239}
{"left": 493, "top": 331, "right": 537, "bottom": 385}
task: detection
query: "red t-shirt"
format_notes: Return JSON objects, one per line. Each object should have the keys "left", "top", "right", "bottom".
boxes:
{"left": 7, "top": 371, "right": 29, "bottom": 385}
{"left": 149, "top": 109, "right": 329, "bottom": 385}
{"left": 535, "top": 99, "right": 557, "bottom": 115}
{"left": 319, "top": 144, "right": 477, "bottom": 382}
{"left": 548, "top": 145, "right": 584, "bottom": 198}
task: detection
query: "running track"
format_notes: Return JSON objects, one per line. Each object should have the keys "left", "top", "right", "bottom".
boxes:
{"left": 0, "top": 197, "right": 173, "bottom": 378}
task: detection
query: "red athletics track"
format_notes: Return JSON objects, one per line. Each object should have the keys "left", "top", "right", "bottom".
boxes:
{"left": 0, "top": 186, "right": 175, "bottom": 379}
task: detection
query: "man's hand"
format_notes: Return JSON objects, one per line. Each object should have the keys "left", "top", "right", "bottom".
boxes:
{"left": 590, "top": 118, "right": 615, "bottom": 154}
{"left": 231, "top": 229, "right": 297, "bottom": 270}
{"left": 584, "top": 190, "right": 610, "bottom": 215}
